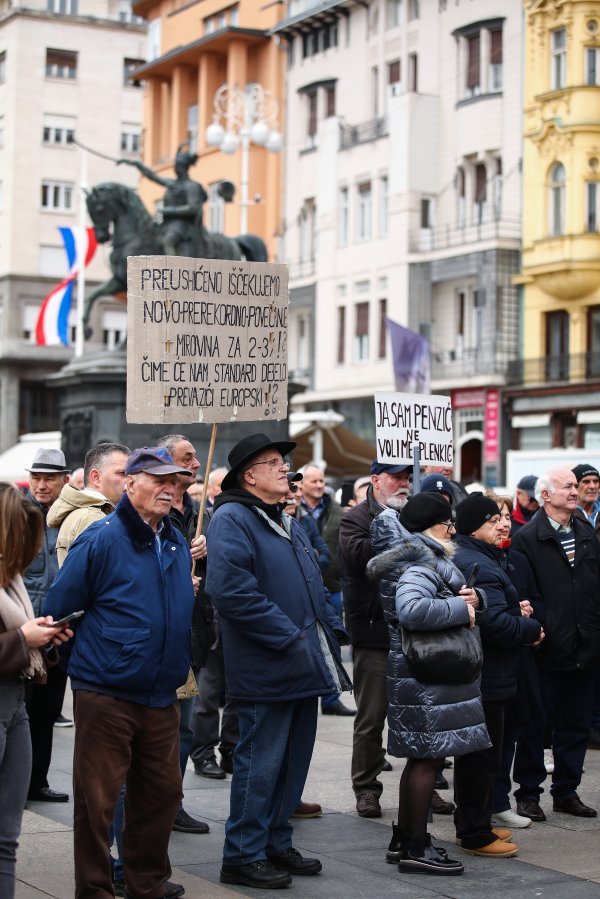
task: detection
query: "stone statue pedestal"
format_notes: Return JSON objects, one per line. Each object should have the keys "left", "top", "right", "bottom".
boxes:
{"left": 49, "top": 350, "right": 298, "bottom": 470}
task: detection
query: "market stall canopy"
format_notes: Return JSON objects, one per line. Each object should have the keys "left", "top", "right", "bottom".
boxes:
{"left": 289, "top": 411, "right": 375, "bottom": 478}
{"left": 0, "top": 431, "right": 61, "bottom": 484}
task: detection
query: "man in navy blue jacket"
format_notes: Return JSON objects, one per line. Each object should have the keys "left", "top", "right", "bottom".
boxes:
{"left": 45, "top": 447, "right": 195, "bottom": 899}
{"left": 206, "top": 433, "right": 351, "bottom": 890}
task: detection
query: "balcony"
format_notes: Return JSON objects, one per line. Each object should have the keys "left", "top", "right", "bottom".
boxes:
{"left": 431, "top": 346, "right": 514, "bottom": 381}
{"left": 287, "top": 259, "right": 316, "bottom": 280}
{"left": 409, "top": 217, "right": 521, "bottom": 253}
{"left": 288, "top": 367, "right": 313, "bottom": 388}
{"left": 340, "top": 117, "right": 388, "bottom": 151}
{"left": 506, "top": 352, "right": 600, "bottom": 386}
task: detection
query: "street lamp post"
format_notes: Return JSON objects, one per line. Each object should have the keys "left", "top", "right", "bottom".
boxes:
{"left": 205, "top": 82, "right": 282, "bottom": 234}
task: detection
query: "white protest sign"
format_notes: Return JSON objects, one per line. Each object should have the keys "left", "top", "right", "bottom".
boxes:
{"left": 374, "top": 392, "right": 453, "bottom": 465}
{"left": 126, "top": 256, "right": 288, "bottom": 424}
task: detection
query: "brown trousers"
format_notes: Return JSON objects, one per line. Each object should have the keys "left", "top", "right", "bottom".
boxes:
{"left": 351, "top": 646, "right": 389, "bottom": 797}
{"left": 73, "top": 691, "right": 182, "bottom": 899}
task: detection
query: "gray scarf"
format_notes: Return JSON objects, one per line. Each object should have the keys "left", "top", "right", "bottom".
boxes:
{"left": 0, "top": 575, "right": 46, "bottom": 680}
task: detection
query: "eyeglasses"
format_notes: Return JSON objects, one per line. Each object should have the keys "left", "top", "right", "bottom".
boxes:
{"left": 443, "top": 520, "right": 456, "bottom": 533}
{"left": 249, "top": 458, "right": 290, "bottom": 471}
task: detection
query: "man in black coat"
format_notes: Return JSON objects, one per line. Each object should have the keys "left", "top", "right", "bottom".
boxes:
{"left": 338, "top": 461, "right": 411, "bottom": 818}
{"left": 512, "top": 466, "right": 600, "bottom": 820}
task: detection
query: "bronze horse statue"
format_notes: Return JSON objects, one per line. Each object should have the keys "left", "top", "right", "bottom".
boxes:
{"left": 83, "top": 182, "right": 268, "bottom": 339}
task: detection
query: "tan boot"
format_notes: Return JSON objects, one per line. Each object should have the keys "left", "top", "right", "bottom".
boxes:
{"left": 461, "top": 839, "right": 518, "bottom": 858}
{"left": 491, "top": 827, "right": 512, "bottom": 841}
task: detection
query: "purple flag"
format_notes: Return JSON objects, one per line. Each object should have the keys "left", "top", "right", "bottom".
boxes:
{"left": 386, "top": 317, "right": 430, "bottom": 394}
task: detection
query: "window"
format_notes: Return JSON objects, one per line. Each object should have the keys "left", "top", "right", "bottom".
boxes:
{"left": 388, "top": 59, "right": 401, "bottom": 97}
{"left": 466, "top": 33, "right": 480, "bottom": 95}
{"left": 230, "top": 6, "right": 238, "bottom": 25}
{"left": 588, "top": 306, "right": 600, "bottom": 377}
{"left": 493, "top": 157, "right": 503, "bottom": 219}
{"left": 47, "top": 0, "right": 78, "bottom": 13}
{"left": 43, "top": 115, "right": 76, "bottom": 145}
{"left": 551, "top": 28, "right": 566, "bottom": 90}
{"left": 408, "top": 53, "right": 418, "bottom": 92}
{"left": 408, "top": 0, "right": 419, "bottom": 20}
{"left": 549, "top": 162, "right": 566, "bottom": 235}
{"left": 41, "top": 181, "right": 73, "bottom": 211}
{"left": 586, "top": 47, "right": 600, "bottom": 85}
{"left": 586, "top": 181, "right": 598, "bottom": 232}
{"left": 208, "top": 182, "right": 225, "bottom": 232}
{"left": 456, "top": 166, "right": 466, "bottom": 227}
{"left": 118, "top": 0, "right": 144, "bottom": 23}
{"left": 325, "top": 86, "right": 336, "bottom": 118}
{"left": 299, "top": 200, "right": 316, "bottom": 262}
{"left": 371, "top": 66, "right": 379, "bottom": 116}
{"left": 386, "top": 0, "right": 403, "bottom": 28}
{"left": 378, "top": 299, "right": 387, "bottom": 358}
{"left": 0, "top": 51, "right": 5, "bottom": 82}
{"left": 420, "top": 197, "right": 434, "bottom": 228}
{"left": 217, "top": 12, "right": 226, "bottom": 28}
{"left": 356, "top": 182, "right": 372, "bottom": 241}
{"left": 337, "top": 307, "right": 346, "bottom": 364}
{"left": 338, "top": 187, "right": 349, "bottom": 245}
{"left": 379, "top": 176, "right": 389, "bottom": 237}
{"left": 297, "top": 316, "right": 309, "bottom": 370}
{"left": 147, "top": 18, "right": 161, "bottom": 61}
{"left": 204, "top": 17, "right": 215, "bottom": 34}
{"left": 123, "top": 58, "right": 144, "bottom": 87}
{"left": 120, "top": 129, "right": 140, "bottom": 153}
{"left": 546, "top": 310, "right": 569, "bottom": 380}
{"left": 474, "top": 163, "right": 487, "bottom": 224}
{"left": 354, "top": 302, "right": 369, "bottom": 362}
{"left": 307, "top": 91, "right": 317, "bottom": 138}
{"left": 102, "top": 310, "right": 127, "bottom": 351}
{"left": 187, "top": 104, "right": 198, "bottom": 153}
{"left": 489, "top": 28, "right": 502, "bottom": 90}
{"left": 45, "top": 48, "right": 77, "bottom": 79}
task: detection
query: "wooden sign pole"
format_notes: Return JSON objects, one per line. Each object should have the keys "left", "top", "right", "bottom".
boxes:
{"left": 195, "top": 422, "right": 218, "bottom": 542}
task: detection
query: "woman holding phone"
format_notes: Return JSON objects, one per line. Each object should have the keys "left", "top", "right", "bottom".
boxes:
{"left": 0, "top": 482, "right": 72, "bottom": 899}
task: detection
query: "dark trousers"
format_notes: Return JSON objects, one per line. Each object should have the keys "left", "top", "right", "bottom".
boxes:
{"left": 191, "top": 644, "right": 238, "bottom": 765}
{"left": 351, "top": 646, "right": 388, "bottom": 797}
{"left": 454, "top": 699, "right": 505, "bottom": 849}
{"left": 73, "top": 691, "right": 182, "bottom": 899}
{"left": 514, "top": 668, "right": 595, "bottom": 803}
{"left": 26, "top": 664, "right": 67, "bottom": 794}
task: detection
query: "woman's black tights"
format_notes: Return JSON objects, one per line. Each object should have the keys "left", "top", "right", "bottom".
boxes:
{"left": 397, "top": 758, "right": 441, "bottom": 841}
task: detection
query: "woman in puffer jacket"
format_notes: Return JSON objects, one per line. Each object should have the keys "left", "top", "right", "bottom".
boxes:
{"left": 369, "top": 493, "right": 489, "bottom": 877}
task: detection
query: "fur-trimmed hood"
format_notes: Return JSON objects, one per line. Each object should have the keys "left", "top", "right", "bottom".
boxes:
{"left": 367, "top": 530, "right": 446, "bottom": 582}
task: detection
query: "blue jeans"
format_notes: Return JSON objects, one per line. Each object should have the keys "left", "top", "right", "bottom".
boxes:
{"left": 321, "top": 591, "right": 341, "bottom": 710}
{"left": 223, "top": 697, "right": 318, "bottom": 865}
{"left": 0, "top": 682, "right": 32, "bottom": 899}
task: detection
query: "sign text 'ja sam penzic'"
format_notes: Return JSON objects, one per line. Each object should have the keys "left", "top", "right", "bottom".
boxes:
{"left": 374, "top": 391, "right": 453, "bottom": 465}
{"left": 126, "top": 256, "right": 289, "bottom": 424}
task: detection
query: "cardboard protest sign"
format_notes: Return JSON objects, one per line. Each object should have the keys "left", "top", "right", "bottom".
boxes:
{"left": 374, "top": 392, "right": 453, "bottom": 465}
{"left": 126, "top": 256, "right": 288, "bottom": 424}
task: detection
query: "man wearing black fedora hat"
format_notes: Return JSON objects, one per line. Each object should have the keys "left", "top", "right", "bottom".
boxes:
{"left": 205, "top": 433, "right": 352, "bottom": 889}
{"left": 23, "top": 448, "right": 71, "bottom": 804}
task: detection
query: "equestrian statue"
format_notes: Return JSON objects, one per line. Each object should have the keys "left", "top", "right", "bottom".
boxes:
{"left": 82, "top": 143, "right": 268, "bottom": 339}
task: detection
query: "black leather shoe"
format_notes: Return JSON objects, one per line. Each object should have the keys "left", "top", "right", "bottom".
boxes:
{"left": 553, "top": 795, "right": 597, "bottom": 817}
{"left": 220, "top": 861, "right": 292, "bottom": 888}
{"left": 27, "top": 787, "right": 69, "bottom": 802}
{"left": 194, "top": 757, "right": 226, "bottom": 779}
{"left": 516, "top": 799, "right": 546, "bottom": 822}
{"left": 172, "top": 808, "right": 210, "bottom": 833}
{"left": 435, "top": 773, "right": 449, "bottom": 790}
{"left": 431, "top": 790, "right": 454, "bottom": 814}
{"left": 268, "top": 847, "right": 322, "bottom": 876}
{"left": 381, "top": 758, "right": 393, "bottom": 772}
{"left": 398, "top": 841, "right": 463, "bottom": 876}
{"left": 219, "top": 742, "right": 235, "bottom": 774}
{"left": 321, "top": 700, "right": 356, "bottom": 716}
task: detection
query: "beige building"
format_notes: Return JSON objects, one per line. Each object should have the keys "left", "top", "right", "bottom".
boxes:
{"left": 0, "top": 0, "right": 145, "bottom": 450}
{"left": 277, "top": 0, "right": 523, "bottom": 484}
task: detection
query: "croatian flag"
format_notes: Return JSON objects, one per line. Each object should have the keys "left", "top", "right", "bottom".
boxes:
{"left": 35, "top": 226, "right": 97, "bottom": 346}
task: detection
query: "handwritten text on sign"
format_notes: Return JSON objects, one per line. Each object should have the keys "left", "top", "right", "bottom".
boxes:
{"left": 374, "top": 392, "right": 453, "bottom": 465}
{"left": 127, "top": 256, "right": 289, "bottom": 424}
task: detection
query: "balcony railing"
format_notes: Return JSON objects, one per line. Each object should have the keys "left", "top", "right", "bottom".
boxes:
{"left": 409, "top": 217, "right": 521, "bottom": 253}
{"left": 340, "top": 117, "right": 388, "bottom": 150}
{"left": 431, "top": 346, "right": 514, "bottom": 381}
{"left": 506, "top": 352, "right": 600, "bottom": 385}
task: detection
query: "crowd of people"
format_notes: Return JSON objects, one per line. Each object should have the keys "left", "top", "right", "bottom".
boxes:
{"left": 2, "top": 441, "right": 600, "bottom": 896}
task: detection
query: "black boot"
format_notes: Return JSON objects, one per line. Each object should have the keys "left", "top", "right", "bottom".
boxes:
{"left": 398, "top": 837, "right": 464, "bottom": 876}
{"left": 386, "top": 822, "right": 410, "bottom": 864}
{"left": 219, "top": 742, "right": 235, "bottom": 774}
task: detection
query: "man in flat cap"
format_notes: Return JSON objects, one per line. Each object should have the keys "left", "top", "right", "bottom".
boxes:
{"left": 24, "top": 448, "right": 71, "bottom": 804}
{"left": 45, "top": 447, "right": 195, "bottom": 899}
{"left": 205, "top": 433, "right": 351, "bottom": 889}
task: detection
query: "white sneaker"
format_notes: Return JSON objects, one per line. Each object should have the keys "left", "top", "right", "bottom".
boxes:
{"left": 491, "top": 808, "right": 532, "bottom": 829}
{"left": 544, "top": 748, "right": 554, "bottom": 774}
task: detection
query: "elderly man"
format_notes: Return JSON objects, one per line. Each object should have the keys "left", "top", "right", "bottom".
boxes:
{"left": 24, "top": 448, "right": 71, "bottom": 803}
{"left": 207, "top": 466, "right": 227, "bottom": 507}
{"left": 339, "top": 461, "right": 413, "bottom": 819}
{"left": 206, "top": 433, "right": 351, "bottom": 889}
{"left": 45, "top": 447, "right": 195, "bottom": 899}
{"left": 512, "top": 467, "right": 600, "bottom": 821}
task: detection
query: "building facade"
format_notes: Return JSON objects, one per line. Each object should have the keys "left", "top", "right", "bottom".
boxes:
{"left": 276, "top": 0, "right": 523, "bottom": 483}
{"left": 508, "top": 0, "right": 600, "bottom": 453}
{"left": 0, "top": 0, "right": 145, "bottom": 450}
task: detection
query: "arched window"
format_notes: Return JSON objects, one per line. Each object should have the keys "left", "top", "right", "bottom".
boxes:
{"left": 549, "top": 162, "right": 566, "bottom": 236}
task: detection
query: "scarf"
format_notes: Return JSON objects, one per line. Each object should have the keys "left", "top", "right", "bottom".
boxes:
{"left": 0, "top": 574, "right": 46, "bottom": 680}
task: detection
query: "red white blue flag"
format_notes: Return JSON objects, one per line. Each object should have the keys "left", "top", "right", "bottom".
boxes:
{"left": 35, "top": 226, "right": 97, "bottom": 346}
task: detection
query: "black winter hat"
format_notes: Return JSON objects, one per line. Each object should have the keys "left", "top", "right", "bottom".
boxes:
{"left": 455, "top": 492, "right": 500, "bottom": 535}
{"left": 399, "top": 493, "right": 452, "bottom": 533}
{"left": 572, "top": 464, "right": 600, "bottom": 483}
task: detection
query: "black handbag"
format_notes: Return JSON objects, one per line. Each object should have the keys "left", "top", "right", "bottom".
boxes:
{"left": 400, "top": 623, "right": 482, "bottom": 685}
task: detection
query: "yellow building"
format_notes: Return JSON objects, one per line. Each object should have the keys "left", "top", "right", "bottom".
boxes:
{"left": 508, "top": 0, "right": 600, "bottom": 451}
{"left": 131, "top": 0, "right": 285, "bottom": 257}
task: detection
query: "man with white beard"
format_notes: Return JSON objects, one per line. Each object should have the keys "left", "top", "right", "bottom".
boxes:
{"left": 338, "top": 461, "right": 411, "bottom": 818}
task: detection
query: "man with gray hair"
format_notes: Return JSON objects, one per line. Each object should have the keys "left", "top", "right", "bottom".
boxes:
{"left": 512, "top": 466, "right": 600, "bottom": 821}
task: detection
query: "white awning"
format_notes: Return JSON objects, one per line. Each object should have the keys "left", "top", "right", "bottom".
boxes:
{"left": 511, "top": 414, "right": 551, "bottom": 429}
{"left": 0, "top": 432, "right": 61, "bottom": 484}
{"left": 577, "top": 410, "right": 600, "bottom": 425}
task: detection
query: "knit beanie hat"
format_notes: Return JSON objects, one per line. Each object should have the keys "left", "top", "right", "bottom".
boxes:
{"left": 572, "top": 464, "right": 600, "bottom": 483}
{"left": 400, "top": 493, "right": 452, "bottom": 533}
{"left": 455, "top": 492, "right": 500, "bottom": 535}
